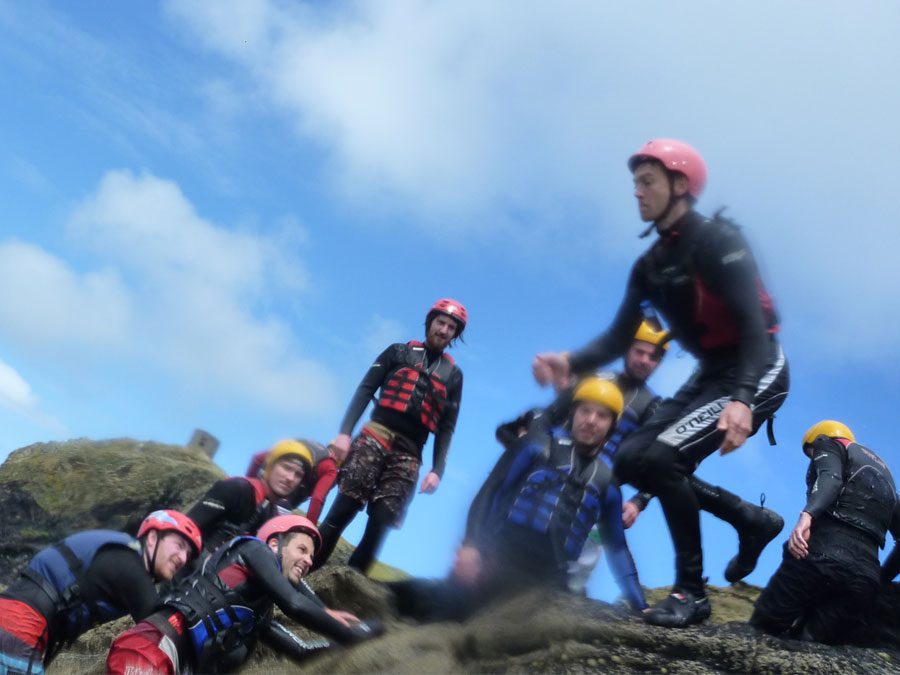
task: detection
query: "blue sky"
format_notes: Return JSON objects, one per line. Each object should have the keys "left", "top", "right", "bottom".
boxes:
{"left": 2, "top": 1, "right": 900, "bottom": 602}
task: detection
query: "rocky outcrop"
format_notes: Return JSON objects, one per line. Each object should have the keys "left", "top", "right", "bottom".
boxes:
{"left": 0, "top": 438, "right": 224, "bottom": 586}
{"left": 3, "top": 439, "right": 900, "bottom": 674}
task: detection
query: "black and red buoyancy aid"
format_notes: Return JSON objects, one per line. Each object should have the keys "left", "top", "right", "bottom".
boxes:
{"left": 377, "top": 341, "right": 458, "bottom": 433}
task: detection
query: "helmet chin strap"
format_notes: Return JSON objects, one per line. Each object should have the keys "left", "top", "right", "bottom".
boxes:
{"left": 144, "top": 534, "right": 160, "bottom": 579}
{"left": 639, "top": 173, "right": 682, "bottom": 238}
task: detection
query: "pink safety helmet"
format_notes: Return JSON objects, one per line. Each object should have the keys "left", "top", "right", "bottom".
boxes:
{"left": 628, "top": 138, "right": 708, "bottom": 199}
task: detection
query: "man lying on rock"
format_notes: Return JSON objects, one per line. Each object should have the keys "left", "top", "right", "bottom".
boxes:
{"left": 106, "top": 514, "right": 381, "bottom": 674}
{"left": 0, "top": 510, "right": 200, "bottom": 674}
{"left": 390, "top": 377, "right": 647, "bottom": 621}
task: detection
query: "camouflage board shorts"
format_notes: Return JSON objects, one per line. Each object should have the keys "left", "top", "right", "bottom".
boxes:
{"left": 339, "top": 426, "right": 421, "bottom": 527}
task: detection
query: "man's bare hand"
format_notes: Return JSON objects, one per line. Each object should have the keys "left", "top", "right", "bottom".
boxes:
{"left": 451, "top": 546, "right": 483, "bottom": 588}
{"left": 788, "top": 512, "right": 812, "bottom": 560}
{"left": 622, "top": 501, "right": 641, "bottom": 529}
{"left": 532, "top": 353, "right": 571, "bottom": 390}
{"left": 717, "top": 400, "right": 753, "bottom": 455}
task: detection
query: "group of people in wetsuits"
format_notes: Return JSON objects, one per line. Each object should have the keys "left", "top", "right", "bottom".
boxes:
{"left": 2, "top": 138, "right": 899, "bottom": 673}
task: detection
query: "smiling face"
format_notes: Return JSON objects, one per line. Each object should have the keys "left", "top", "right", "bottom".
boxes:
{"left": 266, "top": 457, "right": 305, "bottom": 498}
{"left": 146, "top": 531, "right": 193, "bottom": 581}
{"left": 425, "top": 313, "right": 459, "bottom": 351}
{"left": 269, "top": 532, "right": 316, "bottom": 586}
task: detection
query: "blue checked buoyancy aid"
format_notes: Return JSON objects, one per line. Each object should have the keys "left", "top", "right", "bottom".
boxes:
{"left": 506, "top": 436, "right": 614, "bottom": 560}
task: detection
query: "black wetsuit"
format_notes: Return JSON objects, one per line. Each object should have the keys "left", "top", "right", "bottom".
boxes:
{"left": 113, "top": 537, "right": 371, "bottom": 673}
{"left": 188, "top": 477, "right": 282, "bottom": 555}
{"left": 751, "top": 438, "right": 900, "bottom": 643}
{"left": 1, "top": 532, "right": 159, "bottom": 666}
{"left": 318, "top": 341, "right": 463, "bottom": 572}
{"left": 338, "top": 342, "right": 464, "bottom": 475}
{"left": 567, "top": 210, "right": 790, "bottom": 595}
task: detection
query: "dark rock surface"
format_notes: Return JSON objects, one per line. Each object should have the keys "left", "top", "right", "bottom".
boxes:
{"left": 2, "top": 438, "right": 899, "bottom": 674}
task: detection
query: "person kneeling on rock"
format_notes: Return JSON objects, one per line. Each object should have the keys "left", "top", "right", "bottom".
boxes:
{"left": 750, "top": 421, "right": 900, "bottom": 644}
{"left": 106, "top": 514, "right": 381, "bottom": 674}
{"left": 0, "top": 510, "right": 200, "bottom": 674}
{"left": 391, "top": 377, "right": 647, "bottom": 621}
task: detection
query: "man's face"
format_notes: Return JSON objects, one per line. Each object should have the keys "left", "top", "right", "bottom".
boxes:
{"left": 632, "top": 162, "right": 686, "bottom": 222}
{"left": 270, "top": 532, "right": 315, "bottom": 586}
{"left": 267, "top": 458, "right": 305, "bottom": 498}
{"left": 571, "top": 401, "right": 615, "bottom": 448}
{"left": 624, "top": 340, "right": 663, "bottom": 383}
{"left": 148, "top": 531, "right": 192, "bottom": 581}
{"left": 425, "top": 314, "right": 459, "bottom": 351}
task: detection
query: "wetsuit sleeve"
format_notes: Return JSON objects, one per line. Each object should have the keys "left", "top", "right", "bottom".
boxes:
{"left": 246, "top": 451, "right": 267, "bottom": 478}
{"left": 802, "top": 437, "right": 845, "bottom": 518}
{"left": 566, "top": 264, "right": 645, "bottom": 375}
{"left": 187, "top": 478, "right": 255, "bottom": 541}
{"left": 880, "top": 500, "right": 900, "bottom": 583}
{"left": 697, "top": 226, "right": 772, "bottom": 406}
{"left": 464, "top": 413, "right": 550, "bottom": 547}
{"left": 338, "top": 345, "right": 398, "bottom": 436}
{"left": 598, "top": 483, "right": 647, "bottom": 611}
{"left": 241, "top": 542, "right": 358, "bottom": 644}
{"left": 431, "top": 369, "right": 463, "bottom": 478}
{"left": 260, "top": 620, "right": 332, "bottom": 661}
{"left": 544, "top": 387, "right": 574, "bottom": 428}
{"left": 88, "top": 548, "right": 160, "bottom": 621}
{"left": 305, "top": 459, "right": 338, "bottom": 524}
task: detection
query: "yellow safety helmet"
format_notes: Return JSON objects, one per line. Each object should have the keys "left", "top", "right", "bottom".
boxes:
{"left": 572, "top": 377, "right": 625, "bottom": 420}
{"left": 263, "top": 439, "right": 313, "bottom": 480}
{"left": 801, "top": 420, "right": 855, "bottom": 449}
{"left": 634, "top": 320, "right": 670, "bottom": 351}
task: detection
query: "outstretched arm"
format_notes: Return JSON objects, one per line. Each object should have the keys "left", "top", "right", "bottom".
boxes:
{"left": 599, "top": 483, "right": 647, "bottom": 611}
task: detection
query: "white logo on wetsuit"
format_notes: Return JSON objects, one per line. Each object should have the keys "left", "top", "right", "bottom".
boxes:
{"left": 721, "top": 250, "right": 747, "bottom": 265}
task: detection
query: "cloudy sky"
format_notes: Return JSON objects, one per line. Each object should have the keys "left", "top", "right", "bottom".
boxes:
{"left": 2, "top": 1, "right": 899, "bottom": 600}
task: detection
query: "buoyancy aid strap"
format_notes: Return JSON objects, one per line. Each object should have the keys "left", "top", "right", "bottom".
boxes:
{"left": 766, "top": 415, "right": 777, "bottom": 446}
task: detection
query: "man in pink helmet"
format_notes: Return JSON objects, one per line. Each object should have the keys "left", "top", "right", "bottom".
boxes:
{"left": 0, "top": 510, "right": 200, "bottom": 672}
{"left": 107, "top": 515, "right": 380, "bottom": 674}
{"left": 534, "top": 139, "right": 789, "bottom": 627}
{"left": 315, "top": 299, "right": 467, "bottom": 573}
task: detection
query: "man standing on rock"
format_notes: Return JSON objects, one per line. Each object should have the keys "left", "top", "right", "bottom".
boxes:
{"left": 0, "top": 510, "right": 200, "bottom": 673}
{"left": 751, "top": 421, "right": 900, "bottom": 643}
{"left": 188, "top": 438, "right": 311, "bottom": 554}
{"left": 534, "top": 139, "right": 789, "bottom": 627}
{"left": 314, "top": 299, "right": 466, "bottom": 573}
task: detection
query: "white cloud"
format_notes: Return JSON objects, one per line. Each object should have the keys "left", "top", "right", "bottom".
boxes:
{"left": 164, "top": 0, "right": 900, "bottom": 360}
{"left": 0, "top": 359, "right": 36, "bottom": 409}
{"left": 362, "top": 314, "right": 406, "bottom": 356}
{"left": 0, "top": 357, "right": 66, "bottom": 434}
{"left": 0, "top": 240, "right": 132, "bottom": 350}
{"left": 0, "top": 170, "right": 334, "bottom": 415}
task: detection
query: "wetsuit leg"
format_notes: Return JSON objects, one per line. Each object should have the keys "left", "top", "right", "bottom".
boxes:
{"left": 347, "top": 501, "right": 393, "bottom": 573}
{"left": 800, "top": 562, "right": 879, "bottom": 644}
{"left": 315, "top": 494, "right": 363, "bottom": 568}
{"left": 750, "top": 546, "right": 823, "bottom": 636}
{"left": 389, "top": 577, "right": 480, "bottom": 623}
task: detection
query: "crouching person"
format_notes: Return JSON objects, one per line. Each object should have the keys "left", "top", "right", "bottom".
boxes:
{"left": 0, "top": 510, "right": 200, "bottom": 674}
{"left": 107, "top": 515, "right": 381, "bottom": 674}
{"left": 751, "top": 421, "right": 900, "bottom": 643}
{"left": 392, "top": 377, "right": 647, "bottom": 621}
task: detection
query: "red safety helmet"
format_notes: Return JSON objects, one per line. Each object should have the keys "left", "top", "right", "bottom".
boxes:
{"left": 628, "top": 138, "right": 708, "bottom": 199}
{"left": 429, "top": 298, "right": 468, "bottom": 331}
{"left": 257, "top": 515, "right": 322, "bottom": 553}
{"left": 138, "top": 510, "right": 202, "bottom": 557}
